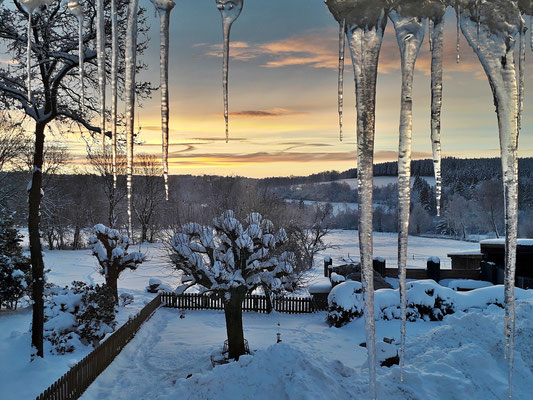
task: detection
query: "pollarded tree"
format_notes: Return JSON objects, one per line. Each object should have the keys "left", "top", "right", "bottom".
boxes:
{"left": 170, "top": 210, "right": 297, "bottom": 360}
{"left": 0, "top": 0, "right": 154, "bottom": 357}
{"left": 89, "top": 224, "right": 145, "bottom": 303}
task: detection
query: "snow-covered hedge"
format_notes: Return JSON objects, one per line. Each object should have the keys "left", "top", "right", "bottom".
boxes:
{"left": 44, "top": 282, "right": 117, "bottom": 354}
{"left": 327, "top": 280, "right": 533, "bottom": 328}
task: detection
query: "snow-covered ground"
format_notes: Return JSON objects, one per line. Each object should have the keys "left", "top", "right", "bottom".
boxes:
{"left": 0, "top": 242, "right": 181, "bottom": 400}
{"left": 0, "top": 231, "right": 497, "bottom": 399}
{"left": 80, "top": 299, "right": 533, "bottom": 400}
{"left": 319, "top": 176, "right": 436, "bottom": 189}
{"left": 316, "top": 230, "right": 475, "bottom": 273}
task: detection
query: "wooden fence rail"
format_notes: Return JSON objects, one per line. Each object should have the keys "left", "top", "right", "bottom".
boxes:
{"left": 160, "top": 292, "right": 325, "bottom": 313}
{"left": 35, "top": 294, "right": 162, "bottom": 400}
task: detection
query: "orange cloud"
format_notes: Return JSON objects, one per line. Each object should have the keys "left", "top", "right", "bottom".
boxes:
{"left": 198, "top": 26, "right": 486, "bottom": 78}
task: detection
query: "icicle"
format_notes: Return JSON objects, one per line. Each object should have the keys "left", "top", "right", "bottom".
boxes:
{"left": 428, "top": 18, "right": 433, "bottom": 52}
{"left": 215, "top": 0, "right": 244, "bottom": 142}
{"left": 125, "top": 0, "right": 139, "bottom": 239}
{"left": 459, "top": 4, "right": 520, "bottom": 397}
{"left": 27, "top": 11, "right": 32, "bottom": 102}
{"left": 344, "top": 11, "right": 388, "bottom": 400}
{"left": 518, "top": 15, "right": 525, "bottom": 133}
{"left": 68, "top": 1, "right": 84, "bottom": 110}
{"left": 151, "top": 0, "right": 175, "bottom": 201}
{"left": 530, "top": 15, "right": 533, "bottom": 51}
{"left": 389, "top": 10, "right": 425, "bottom": 383}
{"left": 456, "top": 1, "right": 461, "bottom": 63}
{"left": 111, "top": 0, "right": 118, "bottom": 190}
{"left": 338, "top": 19, "right": 346, "bottom": 141}
{"left": 476, "top": 0, "right": 481, "bottom": 42}
{"left": 430, "top": 15, "right": 444, "bottom": 217}
{"left": 96, "top": 0, "right": 106, "bottom": 152}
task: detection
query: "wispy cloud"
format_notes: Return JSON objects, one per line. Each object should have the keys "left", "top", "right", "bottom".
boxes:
{"left": 229, "top": 108, "right": 305, "bottom": 118}
{"left": 198, "top": 26, "right": 484, "bottom": 77}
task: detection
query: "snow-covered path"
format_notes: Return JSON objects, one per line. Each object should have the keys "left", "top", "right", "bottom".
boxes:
{"left": 81, "top": 301, "right": 533, "bottom": 400}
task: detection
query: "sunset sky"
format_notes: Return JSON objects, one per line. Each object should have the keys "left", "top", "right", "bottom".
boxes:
{"left": 64, "top": 0, "right": 533, "bottom": 177}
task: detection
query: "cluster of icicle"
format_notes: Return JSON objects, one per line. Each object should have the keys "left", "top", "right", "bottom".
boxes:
{"left": 215, "top": 0, "right": 244, "bottom": 142}
{"left": 326, "top": 0, "right": 525, "bottom": 398}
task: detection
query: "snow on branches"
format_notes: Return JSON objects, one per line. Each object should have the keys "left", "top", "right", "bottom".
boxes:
{"left": 171, "top": 210, "right": 296, "bottom": 298}
{"left": 89, "top": 224, "right": 145, "bottom": 301}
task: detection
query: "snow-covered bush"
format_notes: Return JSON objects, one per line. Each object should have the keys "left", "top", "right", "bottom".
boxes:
{"left": 0, "top": 208, "right": 31, "bottom": 310}
{"left": 170, "top": 210, "right": 297, "bottom": 360}
{"left": 146, "top": 278, "right": 172, "bottom": 293}
{"left": 89, "top": 224, "right": 145, "bottom": 302}
{"left": 44, "top": 282, "right": 117, "bottom": 354}
{"left": 120, "top": 292, "right": 135, "bottom": 306}
{"left": 326, "top": 280, "right": 532, "bottom": 327}
{"left": 326, "top": 281, "right": 364, "bottom": 327}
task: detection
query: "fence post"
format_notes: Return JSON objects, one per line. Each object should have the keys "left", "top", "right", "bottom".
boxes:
{"left": 373, "top": 257, "right": 386, "bottom": 277}
{"left": 427, "top": 257, "right": 441, "bottom": 282}
{"left": 324, "top": 256, "right": 332, "bottom": 277}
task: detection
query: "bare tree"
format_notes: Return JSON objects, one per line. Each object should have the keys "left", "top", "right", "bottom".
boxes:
{"left": 133, "top": 154, "right": 165, "bottom": 243}
{"left": 87, "top": 149, "right": 127, "bottom": 228}
{"left": 0, "top": 116, "right": 27, "bottom": 204}
{"left": 0, "top": 1, "right": 154, "bottom": 358}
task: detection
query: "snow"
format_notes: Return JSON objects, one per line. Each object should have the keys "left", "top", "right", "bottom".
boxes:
{"left": 0, "top": 231, "right": 515, "bottom": 398}
{"left": 0, "top": 242, "right": 181, "bottom": 400}
{"left": 79, "top": 298, "right": 533, "bottom": 400}
{"left": 448, "top": 279, "right": 493, "bottom": 291}
{"left": 480, "top": 238, "right": 533, "bottom": 247}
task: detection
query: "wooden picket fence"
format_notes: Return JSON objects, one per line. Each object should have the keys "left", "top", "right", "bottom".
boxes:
{"left": 160, "top": 292, "right": 324, "bottom": 313}
{"left": 35, "top": 294, "right": 162, "bottom": 400}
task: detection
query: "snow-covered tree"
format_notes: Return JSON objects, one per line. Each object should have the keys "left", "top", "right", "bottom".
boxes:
{"left": 170, "top": 210, "right": 297, "bottom": 360}
{"left": 0, "top": 0, "right": 154, "bottom": 358}
{"left": 89, "top": 224, "right": 145, "bottom": 303}
{"left": 0, "top": 207, "right": 31, "bottom": 310}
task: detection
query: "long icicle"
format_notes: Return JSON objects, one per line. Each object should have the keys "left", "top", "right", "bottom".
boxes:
{"left": 111, "top": 0, "right": 118, "bottom": 191}
{"left": 26, "top": 9, "right": 32, "bottom": 103}
{"left": 338, "top": 19, "right": 346, "bottom": 141}
{"left": 518, "top": 14, "right": 525, "bottom": 134}
{"left": 151, "top": 0, "right": 175, "bottom": 201}
{"left": 68, "top": 1, "right": 85, "bottom": 110}
{"left": 430, "top": 14, "right": 444, "bottom": 216}
{"left": 216, "top": 0, "right": 243, "bottom": 142}
{"left": 456, "top": 1, "right": 461, "bottom": 63}
{"left": 345, "top": 13, "right": 388, "bottom": 400}
{"left": 97, "top": 0, "right": 106, "bottom": 152}
{"left": 460, "top": 5, "right": 520, "bottom": 397}
{"left": 125, "top": 0, "right": 139, "bottom": 239}
{"left": 389, "top": 10, "right": 425, "bottom": 383}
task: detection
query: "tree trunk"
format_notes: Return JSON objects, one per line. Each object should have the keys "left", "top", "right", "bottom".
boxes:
{"left": 141, "top": 225, "right": 148, "bottom": 243}
{"left": 29, "top": 122, "right": 46, "bottom": 359}
{"left": 106, "top": 268, "right": 120, "bottom": 304}
{"left": 223, "top": 290, "right": 246, "bottom": 360}
{"left": 72, "top": 225, "right": 81, "bottom": 250}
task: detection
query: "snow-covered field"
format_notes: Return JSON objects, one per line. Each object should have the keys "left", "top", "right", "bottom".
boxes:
{"left": 0, "top": 231, "right": 519, "bottom": 399}
{"left": 80, "top": 301, "right": 533, "bottom": 400}
{"left": 318, "top": 176, "right": 436, "bottom": 189}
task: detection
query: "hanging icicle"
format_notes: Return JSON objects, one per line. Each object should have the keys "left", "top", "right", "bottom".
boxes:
{"left": 530, "top": 15, "right": 533, "bottom": 51}
{"left": 215, "top": 0, "right": 244, "bottom": 143}
{"left": 338, "top": 19, "right": 346, "bottom": 141}
{"left": 428, "top": 18, "right": 433, "bottom": 51}
{"left": 150, "top": 0, "right": 175, "bottom": 201}
{"left": 389, "top": 9, "right": 425, "bottom": 383}
{"left": 67, "top": 0, "right": 84, "bottom": 110}
{"left": 518, "top": 14, "right": 525, "bottom": 133}
{"left": 96, "top": 0, "right": 106, "bottom": 151}
{"left": 456, "top": 1, "right": 461, "bottom": 63}
{"left": 459, "top": 4, "right": 521, "bottom": 396}
{"left": 111, "top": 0, "right": 118, "bottom": 190}
{"left": 326, "top": 2, "right": 389, "bottom": 398}
{"left": 125, "top": 0, "right": 139, "bottom": 239}
{"left": 430, "top": 13, "right": 445, "bottom": 217}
